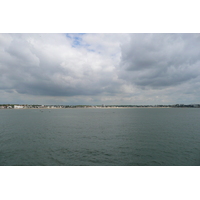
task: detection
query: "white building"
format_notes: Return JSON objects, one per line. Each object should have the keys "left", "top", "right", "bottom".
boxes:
{"left": 14, "top": 105, "right": 24, "bottom": 109}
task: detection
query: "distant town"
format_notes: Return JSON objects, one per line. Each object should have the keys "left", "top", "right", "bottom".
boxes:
{"left": 1, "top": 104, "right": 200, "bottom": 109}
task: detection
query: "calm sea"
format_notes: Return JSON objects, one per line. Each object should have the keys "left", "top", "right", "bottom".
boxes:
{"left": 0, "top": 108, "right": 200, "bottom": 166}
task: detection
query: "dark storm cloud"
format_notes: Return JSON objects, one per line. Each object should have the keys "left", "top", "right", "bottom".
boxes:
{"left": 119, "top": 33, "right": 200, "bottom": 88}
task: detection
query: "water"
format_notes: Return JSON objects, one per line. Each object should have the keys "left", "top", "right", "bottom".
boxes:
{"left": 0, "top": 108, "right": 200, "bottom": 166}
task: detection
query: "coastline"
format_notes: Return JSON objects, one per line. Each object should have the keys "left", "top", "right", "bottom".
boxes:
{"left": 0, "top": 107, "right": 193, "bottom": 110}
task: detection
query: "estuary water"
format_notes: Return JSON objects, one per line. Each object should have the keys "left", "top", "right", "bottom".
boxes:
{"left": 0, "top": 108, "right": 200, "bottom": 166}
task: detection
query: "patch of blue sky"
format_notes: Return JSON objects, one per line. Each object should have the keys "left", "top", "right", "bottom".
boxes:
{"left": 65, "top": 33, "right": 70, "bottom": 37}
{"left": 72, "top": 36, "right": 82, "bottom": 46}
{"left": 66, "top": 33, "right": 96, "bottom": 53}
{"left": 66, "top": 33, "right": 85, "bottom": 47}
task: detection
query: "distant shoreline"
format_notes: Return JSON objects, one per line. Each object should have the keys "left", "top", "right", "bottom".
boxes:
{"left": 1, "top": 104, "right": 200, "bottom": 109}
{"left": 1, "top": 107, "right": 199, "bottom": 110}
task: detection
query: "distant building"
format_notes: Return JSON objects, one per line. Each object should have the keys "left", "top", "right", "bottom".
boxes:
{"left": 14, "top": 105, "right": 24, "bottom": 109}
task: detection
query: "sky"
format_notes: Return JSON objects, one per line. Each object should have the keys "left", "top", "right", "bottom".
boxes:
{"left": 1, "top": 33, "right": 200, "bottom": 105}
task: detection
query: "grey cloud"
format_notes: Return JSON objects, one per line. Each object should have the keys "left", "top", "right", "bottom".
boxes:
{"left": 2, "top": 33, "right": 200, "bottom": 105}
{"left": 12, "top": 71, "right": 119, "bottom": 97}
{"left": 0, "top": 34, "right": 121, "bottom": 98}
{"left": 119, "top": 33, "right": 200, "bottom": 88}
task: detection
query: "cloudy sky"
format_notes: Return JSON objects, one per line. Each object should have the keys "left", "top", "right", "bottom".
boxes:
{"left": 0, "top": 33, "right": 200, "bottom": 105}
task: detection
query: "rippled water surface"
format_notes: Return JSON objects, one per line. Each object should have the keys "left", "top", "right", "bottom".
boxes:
{"left": 0, "top": 108, "right": 200, "bottom": 166}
